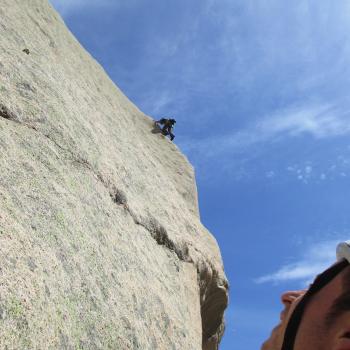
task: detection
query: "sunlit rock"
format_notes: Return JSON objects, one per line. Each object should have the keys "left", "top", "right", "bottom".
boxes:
{"left": 0, "top": 1, "right": 228, "bottom": 349}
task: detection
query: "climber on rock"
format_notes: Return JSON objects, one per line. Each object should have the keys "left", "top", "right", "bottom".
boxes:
{"left": 261, "top": 240, "right": 350, "bottom": 350}
{"left": 155, "top": 118, "right": 176, "bottom": 141}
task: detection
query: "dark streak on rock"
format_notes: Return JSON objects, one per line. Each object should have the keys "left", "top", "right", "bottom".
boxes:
{"left": 0, "top": 104, "right": 17, "bottom": 121}
{"left": 45, "top": 285, "right": 50, "bottom": 297}
{"left": 130, "top": 212, "right": 192, "bottom": 263}
{"left": 27, "top": 257, "right": 37, "bottom": 272}
{"left": 17, "top": 82, "right": 36, "bottom": 93}
{"left": 110, "top": 188, "right": 127, "bottom": 206}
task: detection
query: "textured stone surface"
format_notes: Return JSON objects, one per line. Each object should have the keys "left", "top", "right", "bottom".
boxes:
{"left": 0, "top": 1, "right": 228, "bottom": 349}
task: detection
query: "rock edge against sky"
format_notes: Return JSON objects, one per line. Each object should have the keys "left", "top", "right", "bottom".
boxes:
{"left": 0, "top": 1, "right": 228, "bottom": 349}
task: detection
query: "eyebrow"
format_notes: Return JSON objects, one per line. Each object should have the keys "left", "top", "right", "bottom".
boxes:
{"left": 325, "top": 293, "right": 350, "bottom": 326}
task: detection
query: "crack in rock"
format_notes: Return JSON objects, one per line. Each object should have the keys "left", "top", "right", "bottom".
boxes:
{"left": 0, "top": 103, "right": 228, "bottom": 349}
{"left": 131, "top": 213, "right": 192, "bottom": 263}
{"left": 110, "top": 187, "right": 128, "bottom": 206}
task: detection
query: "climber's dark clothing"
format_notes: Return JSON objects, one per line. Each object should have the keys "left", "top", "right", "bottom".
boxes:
{"left": 155, "top": 118, "right": 176, "bottom": 141}
{"left": 162, "top": 125, "right": 175, "bottom": 141}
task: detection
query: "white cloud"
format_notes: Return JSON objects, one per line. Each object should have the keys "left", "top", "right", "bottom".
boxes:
{"left": 183, "top": 103, "right": 350, "bottom": 160}
{"left": 260, "top": 105, "right": 350, "bottom": 139}
{"left": 305, "top": 166, "right": 312, "bottom": 174}
{"left": 255, "top": 239, "right": 345, "bottom": 285}
{"left": 144, "top": 91, "right": 173, "bottom": 116}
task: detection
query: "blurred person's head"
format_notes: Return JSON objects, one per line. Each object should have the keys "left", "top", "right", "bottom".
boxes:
{"left": 261, "top": 241, "right": 350, "bottom": 350}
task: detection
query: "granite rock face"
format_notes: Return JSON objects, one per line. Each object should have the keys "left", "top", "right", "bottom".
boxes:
{"left": 0, "top": 1, "right": 228, "bottom": 349}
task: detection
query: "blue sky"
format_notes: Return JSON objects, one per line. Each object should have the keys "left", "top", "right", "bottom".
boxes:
{"left": 50, "top": 1, "right": 350, "bottom": 349}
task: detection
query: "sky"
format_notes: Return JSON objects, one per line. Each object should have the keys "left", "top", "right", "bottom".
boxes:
{"left": 50, "top": 1, "right": 350, "bottom": 349}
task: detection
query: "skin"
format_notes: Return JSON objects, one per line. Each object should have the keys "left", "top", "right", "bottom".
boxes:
{"left": 261, "top": 265, "right": 350, "bottom": 350}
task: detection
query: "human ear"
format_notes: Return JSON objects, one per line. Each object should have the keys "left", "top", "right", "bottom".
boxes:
{"left": 281, "top": 290, "right": 306, "bottom": 306}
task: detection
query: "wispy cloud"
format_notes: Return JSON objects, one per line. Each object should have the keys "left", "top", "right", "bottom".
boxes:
{"left": 182, "top": 103, "right": 350, "bottom": 158}
{"left": 255, "top": 239, "right": 344, "bottom": 285}
{"left": 142, "top": 90, "right": 174, "bottom": 116}
{"left": 260, "top": 105, "right": 350, "bottom": 139}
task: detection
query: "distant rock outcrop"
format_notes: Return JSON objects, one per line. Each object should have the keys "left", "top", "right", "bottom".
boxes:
{"left": 0, "top": 1, "right": 228, "bottom": 349}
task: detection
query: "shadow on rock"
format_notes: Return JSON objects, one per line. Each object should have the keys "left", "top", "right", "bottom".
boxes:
{"left": 151, "top": 124, "right": 163, "bottom": 135}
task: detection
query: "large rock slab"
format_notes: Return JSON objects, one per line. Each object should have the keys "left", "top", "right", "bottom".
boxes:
{"left": 0, "top": 1, "right": 228, "bottom": 349}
